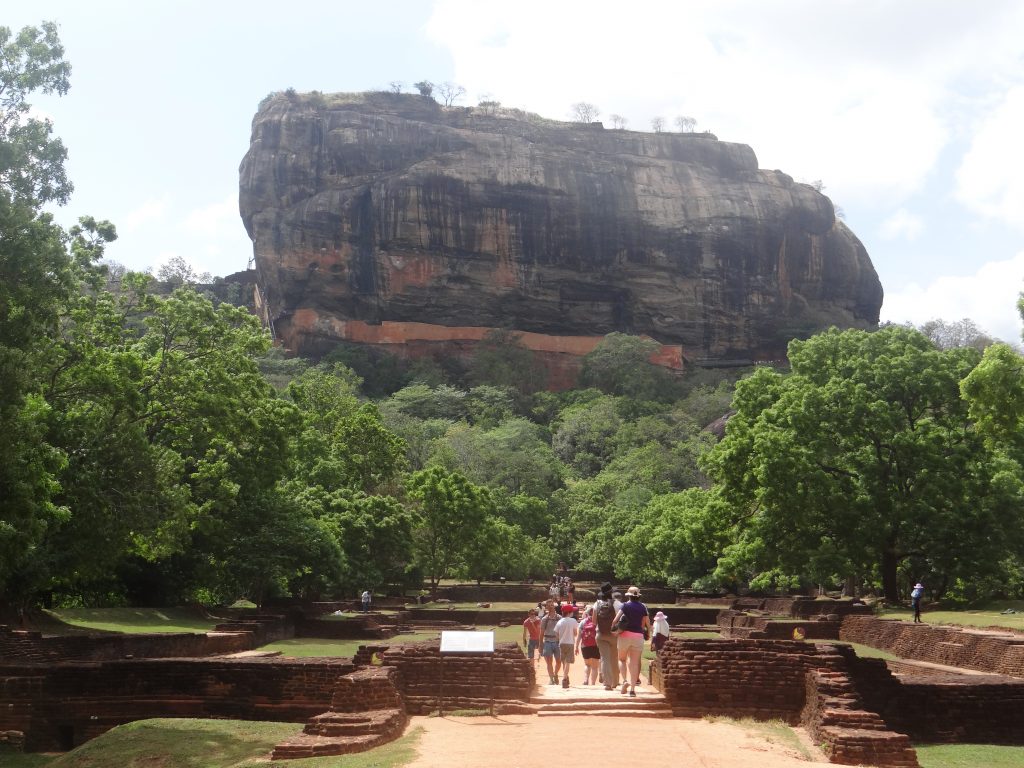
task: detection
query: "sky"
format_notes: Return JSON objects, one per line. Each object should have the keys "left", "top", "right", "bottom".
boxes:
{"left": 9, "top": 0, "right": 1024, "bottom": 343}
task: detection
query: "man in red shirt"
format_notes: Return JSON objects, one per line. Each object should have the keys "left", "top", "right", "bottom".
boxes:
{"left": 522, "top": 608, "right": 541, "bottom": 664}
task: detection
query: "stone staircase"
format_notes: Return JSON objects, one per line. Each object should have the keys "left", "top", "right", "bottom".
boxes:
{"left": 530, "top": 686, "right": 672, "bottom": 718}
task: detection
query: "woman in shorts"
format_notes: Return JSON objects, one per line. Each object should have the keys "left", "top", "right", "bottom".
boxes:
{"left": 575, "top": 605, "right": 601, "bottom": 685}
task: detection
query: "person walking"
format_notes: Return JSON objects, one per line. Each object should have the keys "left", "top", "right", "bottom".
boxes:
{"left": 651, "top": 610, "right": 671, "bottom": 653}
{"left": 911, "top": 582, "right": 924, "bottom": 623}
{"left": 522, "top": 608, "right": 541, "bottom": 664}
{"left": 614, "top": 586, "right": 650, "bottom": 697}
{"left": 540, "top": 600, "right": 562, "bottom": 684}
{"left": 593, "top": 582, "right": 620, "bottom": 691}
{"left": 575, "top": 605, "right": 601, "bottom": 685}
{"left": 555, "top": 603, "right": 579, "bottom": 688}
{"left": 360, "top": 589, "right": 372, "bottom": 613}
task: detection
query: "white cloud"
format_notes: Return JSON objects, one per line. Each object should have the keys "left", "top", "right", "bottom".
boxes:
{"left": 426, "top": 1, "right": 1024, "bottom": 207}
{"left": 120, "top": 198, "right": 167, "bottom": 233}
{"left": 882, "top": 251, "right": 1024, "bottom": 344}
{"left": 879, "top": 209, "right": 925, "bottom": 241}
{"left": 183, "top": 194, "right": 238, "bottom": 237}
{"left": 955, "top": 85, "right": 1024, "bottom": 229}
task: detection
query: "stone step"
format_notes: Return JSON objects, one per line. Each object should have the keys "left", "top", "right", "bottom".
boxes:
{"left": 271, "top": 733, "right": 381, "bottom": 760}
{"left": 537, "top": 707, "right": 674, "bottom": 718}
{"left": 538, "top": 700, "right": 672, "bottom": 713}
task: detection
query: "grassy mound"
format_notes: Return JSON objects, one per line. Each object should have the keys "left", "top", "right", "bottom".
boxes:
{"left": 0, "top": 718, "right": 421, "bottom": 767}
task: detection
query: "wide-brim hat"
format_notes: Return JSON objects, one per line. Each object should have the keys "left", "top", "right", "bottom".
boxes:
{"left": 914, "top": 583, "right": 924, "bottom": 589}
{"left": 626, "top": 586, "right": 641, "bottom": 597}
{"left": 654, "top": 611, "right": 667, "bottom": 620}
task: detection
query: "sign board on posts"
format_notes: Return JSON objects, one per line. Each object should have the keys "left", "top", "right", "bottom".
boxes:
{"left": 440, "top": 630, "right": 494, "bottom": 653}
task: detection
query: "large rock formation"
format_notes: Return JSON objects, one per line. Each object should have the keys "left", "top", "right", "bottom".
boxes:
{"left": 239, "top": 92, "right": 882, "bottom": 367}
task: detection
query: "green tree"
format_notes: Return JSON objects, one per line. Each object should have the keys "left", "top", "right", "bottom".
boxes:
{"left": 703, "top": 326, "right": 1021, "bottom": 601}
{"left": 406, "top": 466, "right": 494, "bottom": 593}
{"left": 580, "top": 333, "right": 677, "bottom": 401}
{"left": 468, "top": 329, "right": 546, "bottom": 393}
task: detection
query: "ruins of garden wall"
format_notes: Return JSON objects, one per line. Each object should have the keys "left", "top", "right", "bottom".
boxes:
{"left": 840, "top": 616, "right": 1024, "bottom": 677}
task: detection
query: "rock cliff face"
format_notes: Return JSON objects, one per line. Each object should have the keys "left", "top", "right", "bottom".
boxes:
{"left": 239, "top": 92, "right": 882, "bottom": 366}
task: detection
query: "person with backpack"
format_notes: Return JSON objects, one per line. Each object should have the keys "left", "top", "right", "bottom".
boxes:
{"left": 614, "top": 586, "right": 650, "bottom": 697}
{"left": 593, "top": 582, "right": 619, "bottom": 690}
{"left": 575, "top": 605, "right": 600, "bottom": 685}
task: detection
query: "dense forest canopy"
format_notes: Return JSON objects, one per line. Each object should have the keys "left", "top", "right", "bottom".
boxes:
{"left": 2, "top": 23, "right": 1023, "bottom": 611}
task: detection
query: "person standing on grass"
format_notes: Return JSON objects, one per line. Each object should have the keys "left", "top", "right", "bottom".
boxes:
{"left": 361, "top": 589, "right": 371, "bottom": 613}
{"left": 614, "top": 586, "right": 650, "bottom": 697}
{"left": 540, "top": 599, "right": 562, "bottom": 684}
{"left": 651, "top": 611, "right": 671, "bottom": 653}
{"left": 593, "top": 582, "right": 619, "bottom": 690}
{"left": 911, "top": 582, "right": 924, "bottom": 623}
{"left": 555, "top": 603, "right": 579, "bottom": 688}
{"left": 575, "top": 605, "right": 601, "bottom": 685}
{"left": 523, "top": 608, "right": 541, "bottom": 664}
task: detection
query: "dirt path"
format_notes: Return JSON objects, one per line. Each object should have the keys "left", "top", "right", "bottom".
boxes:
{"left": 403, "top": 714, "right": 830, "bottom": 768}
{"left": 405, "top": 656, "right": 830, "bottom": 768}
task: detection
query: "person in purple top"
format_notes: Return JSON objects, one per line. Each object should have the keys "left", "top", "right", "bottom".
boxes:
{"left": 613, "top": 585, "right": 650, "bottom": 697}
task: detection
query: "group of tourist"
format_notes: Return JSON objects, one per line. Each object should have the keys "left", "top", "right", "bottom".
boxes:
{"left": 522, "top": 582, "right": 671, "bottom": 696}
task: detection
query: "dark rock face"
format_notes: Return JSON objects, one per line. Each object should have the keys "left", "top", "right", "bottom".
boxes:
{"left": 239, "top": 92, "right": 882, "bottom": 362}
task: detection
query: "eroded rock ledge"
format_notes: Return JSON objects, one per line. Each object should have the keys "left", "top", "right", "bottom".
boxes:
{"left": 239, "top": 92, "right": 882, "bottom": 367}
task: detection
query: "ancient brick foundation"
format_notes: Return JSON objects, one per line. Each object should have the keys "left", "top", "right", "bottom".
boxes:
{"left": 272, "top": 666, "right": 408, "bottom": 760}
{"left": 717, "top": 610, "right": 841, "bottom": 640}
{"left": 0, "top": 657, "right": 354, "bottom": 751}
{"left": 379, "top": 640, "right": 534, "bottom": 714}
{"left": 0, "top": 624, "right": 252, "bottom": 662}
{"left": 651, "top": 639, "right": 919, "bottom": 767}
{"left": 840, "top": 616, "right": 1024, "bottom": 677}
{"left": 836, "top": 646, "right": 1024, "bottom": 744}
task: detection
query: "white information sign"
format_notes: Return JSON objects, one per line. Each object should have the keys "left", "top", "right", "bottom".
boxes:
{"left": 440, "top": 630, "right": 494, "bottom": 653}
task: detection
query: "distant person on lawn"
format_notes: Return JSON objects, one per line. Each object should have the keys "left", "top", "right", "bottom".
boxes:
{"left": 911, "top": 582, "right": 924, "bottom": 623}
{"left": 361, "top": 589, "right": 371, "bottom": 613}
{"left": 555, "top": 603, "right": 579, "bottom": 688}
{"left": 523, "top": 608, "right": 541, "bottom": 664}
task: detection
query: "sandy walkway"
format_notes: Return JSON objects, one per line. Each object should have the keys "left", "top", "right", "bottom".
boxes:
{"left": 404, "top": 657, "right": 830, "bottom": 768}
{"left": 403, "top": 714, "right": 831, "bottom": 768}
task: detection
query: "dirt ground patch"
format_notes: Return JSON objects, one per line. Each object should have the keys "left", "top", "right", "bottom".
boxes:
{"left": 404, "top": 714, "right": 830, "bottom": 768}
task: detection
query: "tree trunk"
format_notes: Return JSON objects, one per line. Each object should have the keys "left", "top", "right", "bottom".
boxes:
{"left": 881, "top": 550, "right": 899, "bottom": 603}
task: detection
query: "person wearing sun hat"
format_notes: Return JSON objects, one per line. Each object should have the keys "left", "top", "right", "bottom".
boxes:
{"left": 613, "top": 586, "right": 650, "bottom": 696}
{"left": 911, "top": 582, "right": 924, "bottom": 623}
{"left": 651, "top": 610, "right": 671, "bottom": 652}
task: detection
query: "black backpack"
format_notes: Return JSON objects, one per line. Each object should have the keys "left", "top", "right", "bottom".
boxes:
{"left": 595, "top": 598, "right": 616, "bottom": 634}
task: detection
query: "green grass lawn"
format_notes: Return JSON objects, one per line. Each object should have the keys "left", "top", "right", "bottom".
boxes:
{"left": 0, "top": 718, "right": 422, "bottom": 768}
{"left": 43, "top": 607, "right": 220, "bottom": 635}
{"left": 880, "top": 601, "right": 1024, "bottom": 632}
{"left": 261, "top": 632, "right": 440, "bottom": 659}
{"left": 916, "top": 743, "right": 1024, "bottom": 768}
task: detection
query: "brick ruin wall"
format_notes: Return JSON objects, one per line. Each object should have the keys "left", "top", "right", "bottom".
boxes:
{"left": 0, "top": 657, "right": 355, "bottom": 751}
{"left": 0, "top": 625, "right": 253, "bottom": 663}
{"left": 840, "top": 616, "right": 1024, "bottom": 677}
{"left": 379, "top": 640, "right": 534, "bottom": 714}
{"left": 650, "top": 639, "right": 922, "bottom": 767}
{"left": 835, "top": 646, "right": 1024, "bottom": 744}
{"left": 717, "top": 610, "right": 841, "bottom": 640}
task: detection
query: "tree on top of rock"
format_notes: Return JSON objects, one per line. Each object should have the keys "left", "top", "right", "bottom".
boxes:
{"left": 570, "top": 102, "right": 600, "bottom": 123}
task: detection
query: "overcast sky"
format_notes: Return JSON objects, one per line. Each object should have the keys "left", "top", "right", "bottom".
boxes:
{"left": 9, "top": 0, "right": 1024, "bottom": 343}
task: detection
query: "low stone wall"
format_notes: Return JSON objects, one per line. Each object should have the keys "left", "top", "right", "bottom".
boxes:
{"left": 717, "top": 611, "right": 840, "bottom": 640}
{"left": 651, "top": 639, "right": 919, "bottom": 767}
{"left": 839, "top": 616, "right": 1024, "bottom": 677}
{"left": 801, "top": 668, "right": 918, "bottom": 766}
{"left": 379, "top": 640, "right": 534, "bottom": 714}
{"left": 650, "top": 638, "right": 845, "bottom": 722}
{"left": 295, "top": 616, "right": 395, "bottom": 640}
{"left": 836, "top": 647, "right": 1024, "bottom": 744}
{"left": 0, "top": 625, "right": 252, "bottom": 663}
{"left": 1, "top": 656, "right": 355, "bottom": 751}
